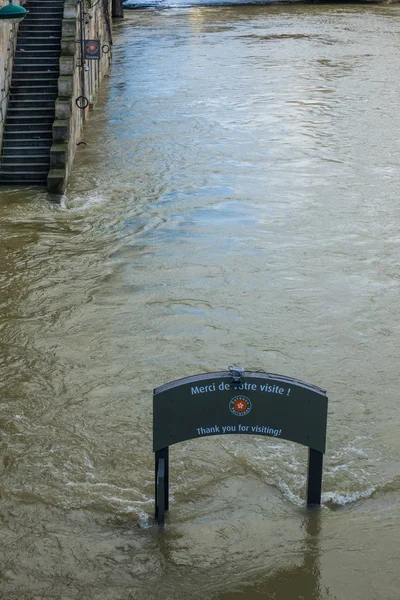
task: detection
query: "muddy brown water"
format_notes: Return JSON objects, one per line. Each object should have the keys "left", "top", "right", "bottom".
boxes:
{"left": 1, "top": 3, "right": 400, "bottom": 598}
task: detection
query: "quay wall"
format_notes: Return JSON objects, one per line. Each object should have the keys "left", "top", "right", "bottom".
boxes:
{"left": 48, "top": 0, "right": 114, "bottom": 193}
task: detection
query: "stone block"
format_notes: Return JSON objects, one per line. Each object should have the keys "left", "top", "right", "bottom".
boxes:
{"left": 53, "top": 120, "right": 70, "bottom": 142}
{"left": 62, "top": 19, "right": 77, "bottom": 38}
{"left": 60, "top": 55, "right": 74, "bottom": 76}
{"left": 58, "top": 75, "right": 74, "bottom": 97}
{"left": 50, "top": 143, "right": 69, "bottom": 169}
{"left": 63, "top": 0, "right": 78, "bottom": 19}
{"left": 55, "top": 98, "right": 72, "bottom": 119}
{"left": 61, "top": 36, "right": 77, "bottom": 57}
{"left": 47, "top": 168, "right": 67, "bottom": 194}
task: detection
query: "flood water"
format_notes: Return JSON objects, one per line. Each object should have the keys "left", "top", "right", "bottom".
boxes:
{"left": 1, "top": 2, "right": 400, "bottom": 598}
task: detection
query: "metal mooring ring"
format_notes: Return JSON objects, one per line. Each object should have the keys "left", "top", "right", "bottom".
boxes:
{"left": 102, "top": 44, "right": 110, "bottom": 54}
{"left": 76, "top": 96, "right": 89, "bottom": 110}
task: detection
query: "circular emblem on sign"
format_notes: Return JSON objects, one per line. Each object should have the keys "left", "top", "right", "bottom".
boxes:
{"left": 229, "top": 395, "right": 252, "bottom": 417}
{"left": 87, "top": 42, "right": 99, "bottom": 54}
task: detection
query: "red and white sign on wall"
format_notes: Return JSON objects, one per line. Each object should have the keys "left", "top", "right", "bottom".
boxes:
{"left": 84, "top": 40, "right": 100, "bottom": 60}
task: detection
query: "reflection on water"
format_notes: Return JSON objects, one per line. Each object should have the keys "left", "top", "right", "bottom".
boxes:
{"left": 1, "top": 3, "right": 400, "bottom": 599}
{"left": 217, "top": 511, "right": 322, "bottom": 600}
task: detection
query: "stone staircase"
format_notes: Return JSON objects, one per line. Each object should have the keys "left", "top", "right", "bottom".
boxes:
{"left": 0, "top": 0, "right": 64, "bottom": 185}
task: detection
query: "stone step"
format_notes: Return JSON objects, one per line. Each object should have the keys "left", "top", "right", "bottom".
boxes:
{"left": 7, "top": 105, "right": 55, "bottom": 113}
{"left": 24, "top": 12, "right": 63, "bottom": 19}
{"left": 9, "top": 89, "right": 58, "bottom": 99}
{"left": 7, "top": 105, "right": 56, "bottom": 115}
{"left": 16, "top": 37, "right": 60, "bottom": 42}
{"left": 15, "top": 45, "right": 61, "bottom": 52}
{"left": 25, "top": 7, "right": 64, "bottom": 10}
{"left": 1, "top": 155, "right": 50, "bottom": 164}
{"left": 25, "top": 7, "right": 64, "bottom": 12}
{"left": 26, "top": 5, "right": 64, "bottom": 11}
{"left": 24, "top": 3, "right": 63, "bottom": 6}
{"left": 10, "top": 88, "right": 58, "bottom": 97}
{"left": 20, "top": 15, "right": 62, "bottom": 20}
{"left": 18, "top": 21, "right": 61, "bottom": 26}
{"left": 3, "top": 129, "right": 53, "bottom": 140}
{"left": 17, "top": 32, "right": 61, "bottom": 38}
{"left": 13, "top": 59, "right": 60, "bottom": 65}
{"left": 18, "top": 27, "right": 62, "bottom": 35}
{"left": 6, "top": 119, "right": 55, "bottom": 128}
{"left": 0, "top": 171, "right": 48, "bottom": 183}
{"left": 14, "top": 58, "right": 59, "bottom": 65}
{"left": 17, "top": 32, "right": 62, "bottom": 39}
{"left": 14, "top": 51, "right": 60, "bottom": 57}
{"left": 10, "top": 83, "right": 59, "bottom": 93}
{"left": 2, "top": 142, "right": 51, "bottom": 150}
{"left": 13, "top": 61, "right": 60, "bottom": 70}
{"left": 26, "top": 2, "right": 65, "bottom": 6}
{"left": 15, "top": 42, "right": 60, "bottom": 48}
{"left": 18, "top": 25, "right": 62, "bottom": 33}
{"left": 2, "top": 139, "right": 53, "bottom": 149}
{"left": 11, "top": 71, "right": 59, "bottom": 80}
{"left": 17, "top": 33, "right": 62, "bottom": 40}
{"left": 15, "top": 49, "right": 60, "bottom": 57}
{"left": 0, "top": 162, "right": 50, "bottom": 172}
{"left": 17, "top": 35, "right": 61, "bottom": 43}
{"left": 16, "top": 51, "right": 60, "bottom": 59}
{"left": 9, "top": 90, "right": 57, "bottom": 96}
{"left": 26, "top": 10, "right": 63, "bottom": 13}
{"left": 18, "top": 28, "right": 61, "bottom": 33}
{"left": 22, "top": 17, "right": 63, "bottom": 24}
{"left": 25, "top": 6, "right": 63, "bottom": 10}
{"left": 24, "top": 3, "right": 64, "bottom": 7}
{"left": 1, "top": 155, "right": 51, "bottom": 165}
{"left": 26, "top": 0, "right": 65, "bottom": 4}
{"left": 18, "top": 26, "right": 61, "bottom": 31}
{"left": 27, "top": 3, "right": 64, "bottom": 8}
{"left": 8, "top": 99, "right": 56, "bottom": 109}
{"left": 6, "top": 116, "right": 55, "bottom": 126}
{"left": 2, "top": 141, "right": 51, "bottom": 150}
{"left": 11, "top": 78, "right": 59, "bottom": 86}
{"left": 10, "top": 82, "right": 59, "bottom": 88}
{"left": 21, "top": 13, "right": 62, "bottom": 24}
{"left": 27, "top": 0, "right": 65, "bottom": 3}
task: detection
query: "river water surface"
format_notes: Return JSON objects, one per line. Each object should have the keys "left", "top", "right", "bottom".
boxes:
{"left": 1, "top": 3, "right": 400, "bottom": 599}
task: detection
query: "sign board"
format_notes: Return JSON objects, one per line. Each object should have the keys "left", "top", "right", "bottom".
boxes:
{"left": 153, "top": 369, "right": 328, "bottom": 525}
{"left": 154, "top": 371, "right": 327, "bottom": 453}
{"left": 84, "top": 40, "right": 100, "bottom": 60}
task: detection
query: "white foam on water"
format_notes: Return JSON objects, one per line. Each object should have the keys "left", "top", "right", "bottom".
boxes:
{"left": 59, "top": 195, "right": 70, "bottom": 210}
{"left": 67, "top": 194, "right": 108, "bottom": 212}
{"left": 65, "top": 480, "right": 147, "bottom": 496}
{"left": 277, "top": 480, "right": 304, "bottom": 507}
{"left": 341, "top": 446, "right": 369, "bottom": 458}
{"left": 322, "top": 487, "right": 376, "bottom": 507}
{"left": 137, "top": 510, "right": 153, "bottom": 529}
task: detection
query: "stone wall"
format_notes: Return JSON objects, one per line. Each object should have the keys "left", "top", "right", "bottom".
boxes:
{"left": 48, "top": 0, "right": 113, "bottom": 193}
{"left": 0, "top": 6, "right": 23, "bottom": 153}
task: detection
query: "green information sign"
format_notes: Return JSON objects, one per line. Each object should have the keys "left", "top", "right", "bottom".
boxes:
{"left": 153, "top": 368, "right": 328, "bottom": 526}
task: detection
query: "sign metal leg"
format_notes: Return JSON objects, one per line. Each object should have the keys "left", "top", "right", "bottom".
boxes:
{"left": 155, "top": 447, "right": 169, "bottom": 525}
{"left": 307, "top": 448, "right": 323, "bottom": 507}
{"left": 164, "top": 446, "right": 169, "bottom": 511}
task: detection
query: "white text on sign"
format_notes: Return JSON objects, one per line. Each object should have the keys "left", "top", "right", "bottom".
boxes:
{"left": 190, "top": 382, "right": 291, "bottom": 396}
